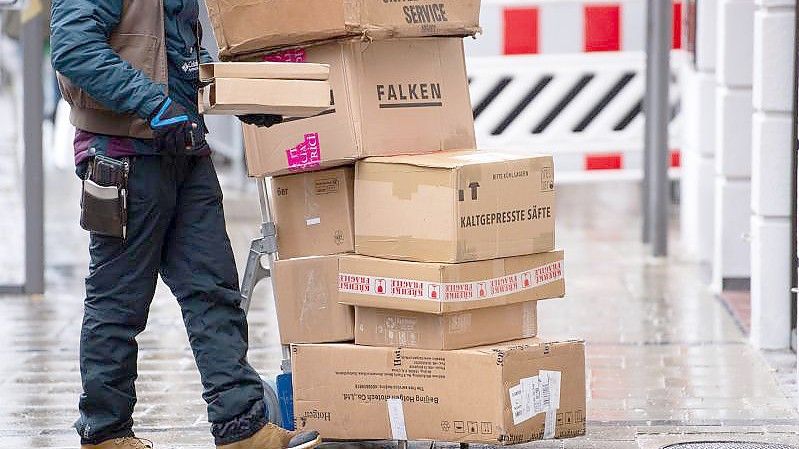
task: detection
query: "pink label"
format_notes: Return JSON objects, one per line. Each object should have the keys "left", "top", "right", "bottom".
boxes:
{"left": 286, "top": 133, "right": 322, "bottom": 170}
{"left": 263, "top": 49, "right": 307, "bottom": 63}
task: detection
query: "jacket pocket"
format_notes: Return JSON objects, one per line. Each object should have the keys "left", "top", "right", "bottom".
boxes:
{"left": 110, "top": 33, "right": 159, "bottom": 81}
{"left": 67, "top": 33, "right": 160, "bottom": 111}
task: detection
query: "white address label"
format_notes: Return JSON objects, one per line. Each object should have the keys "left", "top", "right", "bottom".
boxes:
{"left": 508, "top": 370, "right": 562, "bottom": 428}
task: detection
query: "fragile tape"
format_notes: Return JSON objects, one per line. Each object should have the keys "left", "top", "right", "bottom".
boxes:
{"left": 339, "top": 260, "right": 563, "bottom": 302}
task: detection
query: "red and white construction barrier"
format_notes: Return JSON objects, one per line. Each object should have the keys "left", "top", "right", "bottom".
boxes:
{"left": 466, "top": 0, "right": 682, "bottom": 56}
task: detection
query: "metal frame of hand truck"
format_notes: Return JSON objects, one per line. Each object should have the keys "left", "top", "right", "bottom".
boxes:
{"left": 239, "top": 176, "right": 471, "bottom": 449}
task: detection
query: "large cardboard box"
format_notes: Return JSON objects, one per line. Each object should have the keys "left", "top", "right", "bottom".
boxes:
{"left": 272, "top": 167, "right": 354, "bottom": 259}
{"left": 273, "top": 255, "right": 354, "bottom": 344}
{"left": 355, "top": 301, "right": 537, "bottom": 350}
{"left": 205, "top": 0, "right": 481, "bottom": 60}
{"left": 355, "top": 151, "right": 556, "bottom": 263}
{"left": 339, "top": 251, "right": 564, "bottom": 313}
{"left": 199, "top": 62, "right": 332, "bottom": 117}
{"left": 292, "top": 339, "right": 587, "bottom": 443}
{"left": 242, "top": 39, "right": 475, "bottom": 177}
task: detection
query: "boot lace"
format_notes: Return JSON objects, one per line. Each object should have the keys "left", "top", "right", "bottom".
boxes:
{"left": 113, "top": 437, "right": 153, "bottom": 449}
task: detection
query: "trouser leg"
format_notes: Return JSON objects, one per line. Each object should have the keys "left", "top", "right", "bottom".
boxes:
{"left": 76, "top": 157, "right": 174, "bottom": 444}
{"left": 159, "top": 156, "right": 266, "bottom": 446}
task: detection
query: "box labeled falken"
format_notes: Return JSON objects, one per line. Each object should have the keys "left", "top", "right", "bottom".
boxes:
{"left": 205, "top": 0, "right": 481, "bottom": 60}
{"left": 271, "top": 166, "right": 354, "bottom": 259}
{"left": 242, "top": 38, "right": 475, "bottom": 177}
{"left": 338, "top": 251, "right": 564, "bottom": 314}
{"left": 355, "top": 151, "right": 556, "bottom": 263}
{"left": 355, "top": 301, "right": 537, "bottom": 350}
{"left": 291, "top": 339, "right": 587, "bottom": 443}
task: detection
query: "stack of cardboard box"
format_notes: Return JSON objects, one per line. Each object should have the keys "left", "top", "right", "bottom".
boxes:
{"left": 205, "top": 0, "right": 586, "bottom": 444}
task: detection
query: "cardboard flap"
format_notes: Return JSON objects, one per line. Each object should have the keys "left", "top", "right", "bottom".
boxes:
{"left": 199, "top": 62, "right": 330, "bottom": 82}
{"left": 362, "top": 151, "right": 544, "bottom": 169}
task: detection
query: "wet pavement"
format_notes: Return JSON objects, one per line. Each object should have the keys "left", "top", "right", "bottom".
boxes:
{"left": 1, "top": 93, "right": 798, "bottom": 447}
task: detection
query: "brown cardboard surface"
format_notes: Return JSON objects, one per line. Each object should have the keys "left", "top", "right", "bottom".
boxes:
{"left": 242, "top": 38, "right": 475, "bottom": 177}
{"left": 338, "top": 251, "right": 564, "bottom": 313}
{"left": 199, "top": 78, "right": 332, "bottom": 117}
{"left": 291, "top": 338, "right": 586, "bottom": 443}
{"left": 273, "top": 255, "right": 354, "bottom": 344}
{"left": 205, "top": 0, "right": 481, "bottom": 60}
{"left": 355, "top": 151, "right": 556, "bottom": 263}
{"left": 199, "top": 62, "right": 330, "bottom": 82}
{"left": 355, "top": 301, "right": 537, "bottom": 350}
{"left": 272, "top": 166, "right": 355, "bottom": 259}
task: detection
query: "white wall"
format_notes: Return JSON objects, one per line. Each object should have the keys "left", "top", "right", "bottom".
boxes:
{"left": 681, "top": 0, "right": 717, "bottom": 264}
{"left": 712, "top": 0, "right": 755, "bottom": 293}
{"left": 749, "top": 0, "right": 795, "bottom": 349}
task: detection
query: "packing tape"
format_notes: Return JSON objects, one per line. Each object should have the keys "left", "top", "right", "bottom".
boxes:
{"left": 544, "top": 410, "right": 557, "bottom": 440}
{"left": 355, "top": 236, "right": 454, "bottom": 261}
{"left": 386, "top": 398, "right": 407, "bottom": 440}
{"left": 356, "top": 167, "right": 452, "bottom": 201}
{"left": 339, "top": 260, "right": 563, "bottom": 302}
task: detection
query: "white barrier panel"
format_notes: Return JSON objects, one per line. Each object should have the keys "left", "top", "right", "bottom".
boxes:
{"left": 467, "top": 52, "right": 683, "bottom": 182}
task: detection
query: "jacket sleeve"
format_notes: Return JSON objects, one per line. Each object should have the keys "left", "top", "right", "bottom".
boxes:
{"left": 199, "top": 47, "right": 214, "bottom": 64}
{"left": 50, "top": 0, "right": 167, "bottom": 120}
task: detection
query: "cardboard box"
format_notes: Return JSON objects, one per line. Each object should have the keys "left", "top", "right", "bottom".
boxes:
{"left": 355, "top": 301, "right": 537, "bottom": 350}
{"left": 339, "top": 251, "right": 564, "bottom": 313}
{"left": 242, "top": 39, "right": 475, "bottom": 177}
{"left": 200, "top": 79, "right": 332, "bottom": 117}
{"left": 355, "top": 151, "right": 556, "bottom": 263}
{"left": 199, "top": 63, "right": 332, "bottom": 117}
{"left": 273, "top": 255, "right": 354, "bottom": 344}
{"left": 205, "top": 0, "right": 481, "bottom": 60}
{"left": 272, "top": 166, "right": 355, "bottom": 259}
{"left": 292, "top": 339, "right": 587, "bottom": 443}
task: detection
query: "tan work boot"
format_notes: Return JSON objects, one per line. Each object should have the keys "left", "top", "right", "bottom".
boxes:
{"left": 81, "top": 437, "right": 153, "bottom": 449}
{"left": 217, "top": 423, "right": 321, "bottom": 449}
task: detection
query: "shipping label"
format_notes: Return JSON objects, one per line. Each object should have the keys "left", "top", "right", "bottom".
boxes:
{"left": 315, "top": 177, "right": 340, "bottom": 195}
{"left": 286, "top": 133, "right": 321, "bottom": 170}
{"left": 338, "top": 260, "right": 563, "bottom": 302}
{"left": 509, "top": 370, "right": 561, "bottom": 426}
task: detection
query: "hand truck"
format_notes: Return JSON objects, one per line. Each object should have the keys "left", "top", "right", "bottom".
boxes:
{"left": 239, "top": 176, "right": 470, "bottom": 449}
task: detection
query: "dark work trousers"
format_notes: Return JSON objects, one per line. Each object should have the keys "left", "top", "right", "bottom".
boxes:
{"left": 75, "top": 155, "right": 267, "bottom": 446}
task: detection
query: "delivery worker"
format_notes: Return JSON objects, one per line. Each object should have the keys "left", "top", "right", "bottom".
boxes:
{"left": 49, "top": 1, "right": 316, "bottom": 448}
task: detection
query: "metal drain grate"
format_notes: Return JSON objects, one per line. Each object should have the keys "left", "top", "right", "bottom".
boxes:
{"left": 664, "top": 443, "right": 798, "bottom": 449}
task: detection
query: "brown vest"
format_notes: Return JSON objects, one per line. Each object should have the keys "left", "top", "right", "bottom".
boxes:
{"left": 57, "top": 0, "right": 168, "bottom": 139}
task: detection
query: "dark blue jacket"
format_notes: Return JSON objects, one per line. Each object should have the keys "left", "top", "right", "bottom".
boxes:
{"left": 51, "top": 0, "right": 212, "bottom": 126}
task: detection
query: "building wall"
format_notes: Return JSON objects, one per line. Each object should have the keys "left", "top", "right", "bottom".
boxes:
{"left": 712, "top": 0, "right": 754, "bottom": 292}
{"left": 681, "top": 0, "right": 717, "bottom": 263}
{"left": 750, "top": 0, "right": 795, "bottom": 349}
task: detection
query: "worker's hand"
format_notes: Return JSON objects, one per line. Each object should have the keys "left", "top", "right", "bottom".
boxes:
{"left": 237, "top": 114, "right": 283, "bottom": 128}
{"left": 149, "top": 98, "right": 209, "bottom": 155}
